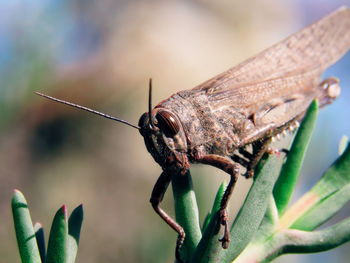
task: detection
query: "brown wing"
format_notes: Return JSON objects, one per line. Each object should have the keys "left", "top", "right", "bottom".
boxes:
{"left": 187, "top": 6, "right": 350, "bottom": 107}
{"left": 170, "top": 7, "right": 349, "bottom": 149}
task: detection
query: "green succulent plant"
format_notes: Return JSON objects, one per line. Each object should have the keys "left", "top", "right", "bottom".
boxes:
{"left": 171, "top": 100, "right": 350, "bottom": 263}
{"left": 12, "top": 190, "right": 83, "bottom": 263}
{"left": 11, "top": 100, "right": 350, "bottom": 263}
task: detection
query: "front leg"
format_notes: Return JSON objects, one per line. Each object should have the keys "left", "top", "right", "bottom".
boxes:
{"left": 196, "top": 154, "right": 240, "bottom": 249}
{"left": 150, "top": 171, "right": 185, "bottom": 263}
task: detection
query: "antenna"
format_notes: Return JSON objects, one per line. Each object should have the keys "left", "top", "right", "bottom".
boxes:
{"left": 148, "top": 78, "right": 154, "bottom": 128}
{"left": 34, "top": 92, "right": 140, "bottom": 130}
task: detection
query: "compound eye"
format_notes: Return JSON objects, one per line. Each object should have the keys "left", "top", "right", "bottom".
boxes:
{"left": 155, "top": 110, "right": 180, "bottom": 137}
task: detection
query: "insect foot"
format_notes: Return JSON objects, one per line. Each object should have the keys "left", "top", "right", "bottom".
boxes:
{"left": 245, "top": 169, "right": 255, "bottom": 179}
{"left": 218, "top": 209, "right": 231, "bottom": 249}
{"left": 267, "top": 147, "right": 282, "bottom": 156}
{"left": 175, "top": 231, "right": 186, "bottom": 263}
{"left": 267, "top": 147, "right": 289, "bottom": 158}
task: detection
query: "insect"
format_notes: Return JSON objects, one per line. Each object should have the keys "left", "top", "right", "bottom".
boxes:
{"left": 36, "top": 7, "right": 350, "bottom": 262}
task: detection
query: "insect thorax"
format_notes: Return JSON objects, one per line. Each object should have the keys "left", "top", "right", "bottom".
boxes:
{"left": 157, "top": 93, "right": 255, "bottom": 156}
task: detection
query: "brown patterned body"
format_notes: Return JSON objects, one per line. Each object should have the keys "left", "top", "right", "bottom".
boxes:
{"left": 157, "top": 75, "right": 337, "bottom": 162}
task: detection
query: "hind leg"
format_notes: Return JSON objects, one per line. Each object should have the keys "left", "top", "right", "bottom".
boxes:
{"left": 196, "top": 154, "right": 240, "bottom": 248}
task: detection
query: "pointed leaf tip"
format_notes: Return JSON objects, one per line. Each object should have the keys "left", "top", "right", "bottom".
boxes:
{"left": 46, "top": 206, "right": 69, "bottom": 263}
{"left": 61, "top": 205, "right": 68, "bottom": 219}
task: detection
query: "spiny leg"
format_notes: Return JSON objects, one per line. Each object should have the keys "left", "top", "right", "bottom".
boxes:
{"left": 150, "top": 171, "right": 185, "bottom": 263}
{"left": 246, "top": 117, "right": 309, "bottom": 177}
{"left": 231, "top": 154, "right": 249, "bottom": 167}
{"left": 197, "top": 154, "right": 239, "bottom": 249}
{"left": 244, "top": 138, "right": 272, "bottom": 178}
{"left": 230, "top": 139, "right": 272, "bottom": 179}
{"left": 238, "top": 147, "right": 253, "bottom": 160}
{"left": 218, "top": 164, "right": 240, "bottom": 249}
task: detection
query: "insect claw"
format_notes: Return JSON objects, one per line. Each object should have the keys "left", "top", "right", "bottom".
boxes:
{"left": 281, "top": 148, "right": 289, "bottom": 155}
{"left": 218, "top": 223, "right": 230, "bottom": 249}
{"left": 175, "top": 232, "right": 186, "bottom": 263}
{"left": 219, "top": 235, "right": 230, "bottom": 249}
{"left": 245, "top": 169, "right": 255, "bottom": 179}
{"left": 218, "top": 209, "right": 230, "bottom": 249}
{"left": 267, "top": 147, "right": 280, "bottom": 156}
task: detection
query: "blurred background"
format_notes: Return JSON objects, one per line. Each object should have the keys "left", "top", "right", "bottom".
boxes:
{"left": 1, "top": 0, "right": 350, "bottom": 262}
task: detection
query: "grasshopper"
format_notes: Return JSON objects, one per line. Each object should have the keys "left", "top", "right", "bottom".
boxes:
{"left": 36, "top": 7, "right": 350, "bottom": 262}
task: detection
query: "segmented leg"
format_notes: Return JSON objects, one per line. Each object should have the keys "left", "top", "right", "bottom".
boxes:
{"left": 238, "top": 148, "right": 253, "bottom": 159}
{"left": 150, "top": 172, "right": 185, "bottom": 263}
{"left": 230, "top": 138, "right": 271, "bottom": 179}
{"left": 193, "top": 140, "right": 274, "bottom": 249}
{"left": 231, "top": 154, "right": 249, "bottom": 167}
{"left": 196, "top": 154, "right": 240, "bottom": 249}
{"left": 244, "top": 138, "right": 272, "bottom": 178}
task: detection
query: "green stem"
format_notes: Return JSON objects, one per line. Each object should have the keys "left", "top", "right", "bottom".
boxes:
{"left": 283, "top": 218, "right": 350, "bottom": 253}
{"left": 172, "top": 171, "right": 202, "bottom": 261}
{"left": 273, "top": 100, "right": 318, "bottom": 215}
{"left": 220, "top": 153, "right": 286, "bottom": 262}
{"left": 234, "top": 217, "right": 350, "bottom": 263}
{"left": 191, "top": 183, "right": 227, "bottom": 263}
